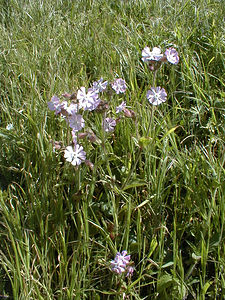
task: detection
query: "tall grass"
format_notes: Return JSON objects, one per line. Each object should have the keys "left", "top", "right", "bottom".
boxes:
{"left": 0, "top": 0, "right": 224, "bottom": 299}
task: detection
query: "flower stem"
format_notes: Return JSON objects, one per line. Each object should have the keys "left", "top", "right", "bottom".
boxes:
{"left": 102, "top": 112, "right": 113, "bottom": 179}
{"left": 121, "top": 146, "right": 142, "bottom": 190}
{"left": 153, "top": 69, "right": 157, "bottom": 87}
{"left": 122, "top": 70, "right": 157, "bottom": 190}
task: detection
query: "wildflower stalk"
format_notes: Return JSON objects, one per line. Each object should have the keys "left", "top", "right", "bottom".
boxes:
{"left": 145, "top": 69, "right": 157, "bottom": 136}
{"left": 102, "top": 112, "right": 113, "bottom": 179}
{"left": 144, "top": 69, "right": 157, "bottom": 137}
{"left": 153, "top": 69, "right": 157, "bottom": 86}
{"left": 121, "top": 70, "right": 157, "bottom": 190}
{"left": 67, "top": 122, "right": 70, "bottom": 146}
{"left": 121, "top": 107, "right": 154, "bottom": 189}
{"left": 121, "top": 147, "right": 142, "bottom": 190}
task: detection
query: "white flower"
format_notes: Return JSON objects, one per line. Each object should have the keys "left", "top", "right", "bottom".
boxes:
{"left": 6, "top": 123, "right": 13, "bottom": 130}
{"left": 147, "top": 87, "right": 167, "bottom": 105}
{"left": 66, "top": 103, "right": 78, "bottom": 115}
{"left": 64, "top": 144, "right": 86, "bottom": 166}
{"left": 77, "top": 87, "right": 99, "bottom": 111}
{"left": 142, "top": 47, "right": 163, "bottom": 62}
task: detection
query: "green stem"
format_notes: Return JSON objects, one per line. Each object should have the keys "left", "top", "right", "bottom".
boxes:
{"left": 121, "top": 146, "right": 143, "bottom": 190}
{"left": 121, "top": 70, "right": 157, "bottom": 190}
{"left": 153, "top": 70, "right": 157, "bottom": 87}
{"left": 102, "top": 112, "right": 113, "bottom": 178}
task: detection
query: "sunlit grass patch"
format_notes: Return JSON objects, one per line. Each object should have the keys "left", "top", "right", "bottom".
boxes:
{"left": 0, "top": 0, "right": 224, "bottom": 299}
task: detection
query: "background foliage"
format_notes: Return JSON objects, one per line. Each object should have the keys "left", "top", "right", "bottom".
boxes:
{"left": 0, "top": 0, "right": 224, "bottom": 299}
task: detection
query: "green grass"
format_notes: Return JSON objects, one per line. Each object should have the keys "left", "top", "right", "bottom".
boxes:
{"left": 0, "top": 0, "right": 224, "bottom": 299}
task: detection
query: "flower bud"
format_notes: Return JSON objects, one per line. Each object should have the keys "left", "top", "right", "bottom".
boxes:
{"left": 85, "top": 160, "right": 94, "bottom": 170}
{"left": 78, "top": 132, "right": 88, "bottom": 139}
{"left": 88, "top": 133, "right": 97, "bottom": 143}
{"left": 62, "top": 93, "right": 71, "bottom": 98}
{"left": 123, "top": 108, "right": 136, "bottom": 119}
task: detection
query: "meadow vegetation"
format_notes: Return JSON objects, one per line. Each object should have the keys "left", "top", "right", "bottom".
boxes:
{"left": 0, "top": 0, "right": 224, "bottom": 299}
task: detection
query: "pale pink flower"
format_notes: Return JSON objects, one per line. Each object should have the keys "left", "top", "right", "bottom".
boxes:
{"left": 126, "top": 266, "right": 134, "bottom": 277}
{"left": 111, "top": 78, "right": 127, "bottom": 94}
{"left": 92, "top": 78, "right": 108, "bottom": 93}
{"left": 110, "top": 251, "right": 131, "bottom": 275}
{"left": 103, "top": 118, "right": 116, "bottom": 132}
{"left": 147, "top": 87, "right": 167, "bottom": 105}
{"left": 48, "top": 95, "right": 61, "bottom": 114}
{"left": 68, "top": 113, "right": 85, "bottom": 131}
{"left": 165, "top": 47, "right": 179, "bottom": 65}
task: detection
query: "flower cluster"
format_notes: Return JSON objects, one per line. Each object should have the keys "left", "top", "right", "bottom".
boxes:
{"left": 47, "top": 42, "right": 180, "bottom": 286}
{"left": 48, "top": 78, "right": 129, "bottom": 166}
{"left": 48, "top": 45, "right": 179, "bottom": 161}
{"left": 142, "top": 46, "right": 179, "bottom": 65}
{"left": 142, "top": 46, "right": 179, "bottom": 105}
{"left": 110, "top": 251, "right": 134, "bottom": 277}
